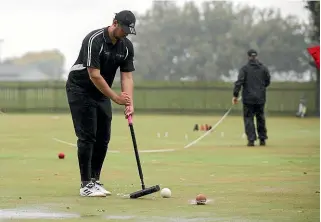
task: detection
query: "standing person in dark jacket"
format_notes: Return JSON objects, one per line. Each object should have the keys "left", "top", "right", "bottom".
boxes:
{"left": 232, "top": 49, "right": 271, "bottom": 146}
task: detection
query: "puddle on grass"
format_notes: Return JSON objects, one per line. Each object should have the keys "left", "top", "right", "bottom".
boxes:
{"left": 104, "top": 215, "right": 254, "bottom": 222}
{"left": 0, "top": 207, "right": 218, "bottom": 222}
{"left": 0, "top": 207, "right": 80, "bottom": 220}
{"left": 105, "top": 215, "right": 217, "bottom": 222}
{"left": 105, "top": 215, "right": 136, "bottom": 220}
{"left": 0, "top": 205, "right": 266, "bottom": 222}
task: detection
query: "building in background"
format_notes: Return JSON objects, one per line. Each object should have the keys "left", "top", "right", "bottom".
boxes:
{"left": 0, "top": 64, "right": 50, "bottom": 82}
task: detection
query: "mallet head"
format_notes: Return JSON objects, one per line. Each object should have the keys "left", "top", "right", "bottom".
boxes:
{"left": 129, "top": 185, "right": 160, "bottom": 199}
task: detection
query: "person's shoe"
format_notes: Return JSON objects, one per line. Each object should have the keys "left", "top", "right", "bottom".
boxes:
{"left": 260, "top": 140, "right": 266, "bottom": 146}
{"left": 247, "top": 141, "right": 255, "bottom": 146}
{"left": 94, "top": 181, "right": 112, "bottom": 196}
{"left": 80, "top": 182, "right": 106, "bottom": 197}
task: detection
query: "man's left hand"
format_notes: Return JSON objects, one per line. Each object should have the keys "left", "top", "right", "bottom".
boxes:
{"left": 124, "top": 105, "right": 134, "bottom": 118}
{"left": 232, "top": 97, "right": 239, "bottom": 105}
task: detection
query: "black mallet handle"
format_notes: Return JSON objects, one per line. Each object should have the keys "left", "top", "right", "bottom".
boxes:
{"left": 127, "top": 115, "right": 145, "bottom": 190}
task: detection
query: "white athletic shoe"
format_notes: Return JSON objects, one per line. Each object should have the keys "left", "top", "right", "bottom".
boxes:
{"left": 94, "top": 181, "right": 112, "bottom": 196}
{"left": 80, "top": 182, "right": 106, "bottom": 197}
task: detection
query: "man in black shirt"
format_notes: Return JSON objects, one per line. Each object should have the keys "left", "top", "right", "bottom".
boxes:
{"left": 232, "top": 49, "right": 271, "bottom": 147}
{"left": 65, "top": 10, "right": 136, "bottom": 197}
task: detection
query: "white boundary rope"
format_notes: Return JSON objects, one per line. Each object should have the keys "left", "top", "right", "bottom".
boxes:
{"left": 52, "top": 138, "right": 175, "bottom": 153}
{"left": 183, "top": 96, "right": 242, "bottom": 149}
{"left": 183, "top": 107, "right": 232, "bottom": 149}
{"left": 53, "top": 97, "right": 241, "bottom": 153}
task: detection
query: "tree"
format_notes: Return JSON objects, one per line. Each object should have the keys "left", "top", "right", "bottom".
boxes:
{"left": 131, "top": 1, "right": 310, "bottom": 81}
{"left": 305, "top": 1, "right": 320, "bottom": 42}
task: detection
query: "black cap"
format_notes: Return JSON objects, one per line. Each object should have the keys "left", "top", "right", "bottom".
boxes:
{"left": 115, "top": 10, "right": 136, "bottom": 35}
{"left": 247, "top": 49, "right": 258, "bottom": 57}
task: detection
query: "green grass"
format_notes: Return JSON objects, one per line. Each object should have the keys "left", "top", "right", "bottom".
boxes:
{"left": 0, "top": 113, "right": 319, "bottom": 222}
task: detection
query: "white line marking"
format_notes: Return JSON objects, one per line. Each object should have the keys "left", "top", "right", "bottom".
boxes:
{"left": 52, "top": 138, "right": 120, "bottom": 153}
{"left": 53, "top": 138, "right": 76, "bottom": 147}
{"left": 52, "top": 138, "right": 175, "bottom": 153}
{"left": 139, "top": 149, "right": 175, "bottom": 153}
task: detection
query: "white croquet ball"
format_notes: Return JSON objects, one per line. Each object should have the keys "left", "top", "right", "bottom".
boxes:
{"left": 160, "top": 188, "right": 171, "bottom": 198}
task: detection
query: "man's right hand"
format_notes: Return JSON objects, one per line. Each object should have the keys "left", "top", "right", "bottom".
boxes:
{"left": 113, "top": 92, "right": 131, "bottom": 105}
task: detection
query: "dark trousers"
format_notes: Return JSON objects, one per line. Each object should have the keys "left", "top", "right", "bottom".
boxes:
{"left": 243, "top": 103, "right": 268, "bottom": 141}
{"left": 66, "top": 84, "right": 112, "bottom": 182}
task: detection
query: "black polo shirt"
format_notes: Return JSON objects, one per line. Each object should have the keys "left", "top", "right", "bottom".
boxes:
{"left": 67, "top": 27, "right": 135, "bottom": 97}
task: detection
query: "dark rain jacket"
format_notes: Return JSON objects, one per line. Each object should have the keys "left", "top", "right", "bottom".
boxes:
{"left": 233, "top": 59, "right": 271, "bottom": 104}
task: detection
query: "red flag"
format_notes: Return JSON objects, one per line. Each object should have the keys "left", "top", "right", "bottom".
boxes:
{"left": 307, "top": 45, "right": 320, "bottom": 69}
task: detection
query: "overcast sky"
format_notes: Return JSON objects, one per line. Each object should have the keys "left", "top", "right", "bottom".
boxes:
{"left": 0, "top": 0, "right": 310, "bottom": 71}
